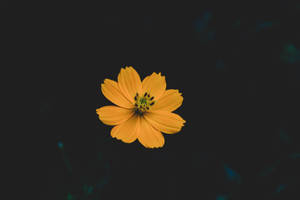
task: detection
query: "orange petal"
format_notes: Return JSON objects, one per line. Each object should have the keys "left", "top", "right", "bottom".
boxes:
{"left": 101, "top": 79, "right": 133, "bottom": 108}
{"left": 96, "top": 106, "right": 134, "bottom": 126}
{"left": 111, "top": 115, "right": 140, "bottom": 143}
{"left": 137, "top": 116, "right": 165, "bottom": 148}
{"left": 141, "top": 72, "right": 166, "bottom": 101}
{"left": 118, "top": 66, "right": 142, "bottom": 103}
{"left": 151, "top": 89, "right": 183, "bottom": 112}
{"left": 144, "top": 111, "right": 185, "bottom": 134}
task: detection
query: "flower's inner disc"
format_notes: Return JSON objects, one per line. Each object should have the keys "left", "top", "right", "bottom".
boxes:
{"left": 134, "top": 92, "right": 155, "bottom": 114}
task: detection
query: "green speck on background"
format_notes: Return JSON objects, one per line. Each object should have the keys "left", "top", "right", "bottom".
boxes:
{"left": 281, "top": 44, "right": 300, "bottom": 63}
{"left": 216, "top": 194, "right": 229, "bottom": 200}
{"left": 67, "top": 193, "right": 75, "bottom": 200}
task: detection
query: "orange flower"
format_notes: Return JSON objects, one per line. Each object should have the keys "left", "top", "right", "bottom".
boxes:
{"left": 96, "top": 66, "right": 185, "bottom": 148}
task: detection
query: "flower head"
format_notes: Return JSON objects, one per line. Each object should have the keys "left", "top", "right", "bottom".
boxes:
{"left": 96, "top": 66, "right": 185, "bottom": 148}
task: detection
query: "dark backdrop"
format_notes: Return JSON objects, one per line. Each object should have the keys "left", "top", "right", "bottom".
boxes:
{"left": 39, "top": 4, "right": 300, "bottom": 200}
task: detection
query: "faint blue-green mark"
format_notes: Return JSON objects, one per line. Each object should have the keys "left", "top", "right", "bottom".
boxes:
{"left": 83, "top": 184, "right": 94, "bottom": 197}
{"left": 57, "top": 140, "right": 72, "bottom": 173}
{"left": 194, "top": 11, "right": 215, "bottom": 42}
{"left": 67, "top": 192, "right": 77, "bottom": 200}
{"left": 95, "top": 162, "right": 110, "bottom": 190}
{"left": 224, "top": 164, "right": 241, "bottom": 184}
{"left": 261, "top": 151, "right": 299, "bottom": 177}
{"left": 276, "top": 184, "right": 287, "bottom": 193}
{"left": 281, "top": 43, "right": 300, "bottom": 64}
{"left": 57, "top": 141, "right": 64, "bottom": 149}
{"left": 216, "top": 194, "right": 229, "bottom": 200}
{"left": 289, "top": 153, "right": 300, "bottom": 159}
{"left": 195, "top": 11, "right": 212, "bottom": 32}
{"left": 256, "top": 21, "right": 274, "bottom": 32}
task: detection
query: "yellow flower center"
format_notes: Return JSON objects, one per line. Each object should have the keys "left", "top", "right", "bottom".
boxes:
{"left": 134, "top": 92, "right": 155, "bottom": 114}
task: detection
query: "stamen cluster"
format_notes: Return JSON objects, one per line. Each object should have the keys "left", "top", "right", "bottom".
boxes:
{"left": 134, "top": 92, "right": 155, "bottom": 114}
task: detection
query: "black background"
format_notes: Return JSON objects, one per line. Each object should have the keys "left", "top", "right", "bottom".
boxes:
{"left": 39, "top": 3, "right": 300, "bottom": 200}
{"left": 0, "top": 0, "right": 8, "bottom": 8}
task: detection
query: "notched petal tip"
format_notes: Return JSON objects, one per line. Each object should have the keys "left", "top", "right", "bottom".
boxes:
{"left": 121, "top": 66, "right": 135, "bottom": 72}
{"left": 118, "top": 65, "right": 142, "bottom": 101}
{"left": 96, "top": 107, "right": 101, "bottom": 114}
{"left": 145, "top": 144, "right": 164, "bottom": 149}
{"left": 144, "top": 111, "right": 185, "bottom": 134}
{"left": 142, "top": 72, "right": 167, "bottom": 100}
{"left": 103, "top": 78, "right": 114, "bottom": 85}
{"left": 151, "top": 89, "right": 183, "bottom": 112}
{"left": 100, "top": 79, "right": 133, "bottom": 108}
{"left": 114, "top": 135, "right": 137, "bottom": 144}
